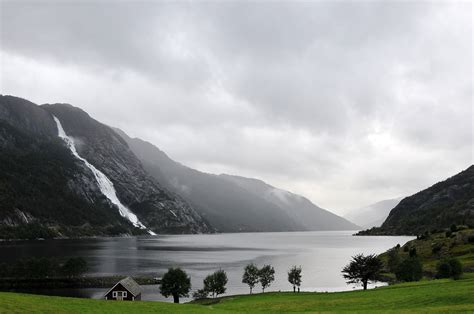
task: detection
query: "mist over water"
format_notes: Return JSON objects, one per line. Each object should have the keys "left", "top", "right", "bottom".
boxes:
{"left": 0, "top": 231, "right": 413, "bottom": 302}
{"left": 53, "top": 116, "right": 154, "bottom": 234}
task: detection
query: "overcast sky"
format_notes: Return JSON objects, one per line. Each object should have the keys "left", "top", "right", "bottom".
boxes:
{"left": 0, "top": 1, "right": 472, "bottom": 215}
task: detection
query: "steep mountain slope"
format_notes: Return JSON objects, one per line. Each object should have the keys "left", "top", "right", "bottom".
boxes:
{"left": 220, "top": 174, "right": 359, "bottom": 231}
{"left": 344, "top": 197, "right": 403, "bottom": 229}
{"left": 0, "top": 95, "right": 210, "bottom": 238}
{"left": 116, "top": 130, "right": 358, "bottom": 232}
{"left": 359, "top": 165, "right": 474, "bottom": 235}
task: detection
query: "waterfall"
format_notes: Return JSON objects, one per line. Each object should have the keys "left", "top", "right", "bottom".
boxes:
{"left": 53, "top": 116, "right": 156, "bottom": 235}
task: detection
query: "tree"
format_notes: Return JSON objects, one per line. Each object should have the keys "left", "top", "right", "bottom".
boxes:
{"left": 436, "top": 258, "right": 463, "bottom": 280}
{"left": 288, "top": 266, "right": 302, "bottom": 293}
{"left": 387, "top": 247, "right": 401, "bottom": 273}
{"left": 259, "top": 264, "right": 275, "bottom": 293}
{"left": 203, "top": 269, "right": 228, "bottom": 298}
{"left": 242, "top": 263, "right": 260, "bottom": 294}
{"left": 160, "top": 267, "right": 191, "bottom": 303}
{"left": 61, "top": 257, "right": 87, "bottom": 278}
{"left": 341, "top": 254, "right": 383, "bottom": 290}
{"left": 395, "top": 257, "right": 423, "bottom": 282}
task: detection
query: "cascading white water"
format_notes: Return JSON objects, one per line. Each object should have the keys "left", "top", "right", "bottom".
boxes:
{"left": 53, "top": 116, "right": 156, "bottom": 235}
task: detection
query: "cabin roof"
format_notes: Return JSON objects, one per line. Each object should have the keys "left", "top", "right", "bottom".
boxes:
{"left": 104, "top": 276, "right": 142, "bottom": 297}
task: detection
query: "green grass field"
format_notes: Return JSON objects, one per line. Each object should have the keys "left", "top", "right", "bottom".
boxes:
{"left": 1, "top": 275, "right": 474, "bottom": 313}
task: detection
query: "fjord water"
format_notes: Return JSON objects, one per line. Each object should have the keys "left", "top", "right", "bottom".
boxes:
{"left": 0, "top": 231, "right": 412, "bottom": 301}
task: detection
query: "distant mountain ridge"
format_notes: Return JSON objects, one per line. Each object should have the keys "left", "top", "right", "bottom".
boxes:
{"left": 115, "top": 130, "right": 359, "bottom": 232}
{"left": 219, "top": 174, "right": 359, "bottom": 231}
{"left": 344, "top": 197, "right": 403, "bottom": 229}
{"left": 359, "top": 165, "right": 474, "bottom": 235}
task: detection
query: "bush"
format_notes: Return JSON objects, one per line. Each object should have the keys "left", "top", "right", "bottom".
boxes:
{"left": 192, "top": 289, "right": 209, "bottom": 300}
{"left": 437, "top": 258, "right": 463, "bottom": 280}
{"left": 395, "top": 257, "right": 423, "bottom": 282}
{"left": 387, "top": 247, "right": 401, "bottom": 273}
{"left": 445, "top": 230, "right": 452, "bottom": 238}
{"left": 450, "top": 224, "right": 458, "bottom": 232}
{"left": 431, "top": 243, "right": 443, "bottom": 255}
{"left": 61, "top": 257, "right": 87, "bottom": 278}
{"left": 467, "top": 236, "right": 474, "bottom": 244}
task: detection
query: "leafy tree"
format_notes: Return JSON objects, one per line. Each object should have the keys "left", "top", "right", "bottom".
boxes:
{"left": 395, "top": 257, "right": 423, "bottom": 282}
{"left": 61, "top": 257, "right": 87, "bottom": 278}
{"left": 259, "top": 264, "right": 275, "bottom": 293}
{"left": 242, "top": 263, "right": 260, "bottom": 294}
{"left": 160, "top": 267, "right": 191, "bottom": 303}
{"left": 436, "top": 258, "right": 463, "bottom": 280}
{"left": 387, "top": 247, "right": 401, "bottom": 273}
{"left": 409, "top": 247, "right": 417, "bottom": 258}
{"left": 287, "top": 266, "right": 302, "bottom": 293}
{"left": 341, "top": 254, "right": 383, "bottom": 290}
{"left": 203, "top": 269, "right": 228, "bottom": 298}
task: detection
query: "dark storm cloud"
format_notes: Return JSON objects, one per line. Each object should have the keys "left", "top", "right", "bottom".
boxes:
{"left": 0, "top": 0, "right": 471, "bottom": 212}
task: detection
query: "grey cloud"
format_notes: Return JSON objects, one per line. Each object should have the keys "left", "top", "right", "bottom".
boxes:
{"left": 0, "top": 0, "right": 471, "bottom": 211}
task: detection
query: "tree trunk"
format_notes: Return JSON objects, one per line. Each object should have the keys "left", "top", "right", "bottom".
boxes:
{"left": 293, "top": 286, "right": 295, "bottom": 293}
{"left": 173, "top": 294, "right": 179, "bottom": 303}
{"left": 298, "top": 287, "right": 300, "bottom": 293}
{"left": 363, "top": 281, "right": 368, "bottom": 290}
{"left": 250, "top": 287, "right": 252, "bottom": 294}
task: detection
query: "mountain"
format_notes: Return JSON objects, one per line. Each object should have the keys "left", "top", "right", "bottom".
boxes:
{"left": 344, "top": 197, "right": 403, "bottom": 229}
{"left": 116, "top": 130, "right": 359, "bottom": 232}
{"left": 358, "top": 165, "right": 474, "bottom": 235}
{"left": 0, "top": 95, "right": 210, "bottom": 239}
{"left": 220, "top": 174, "right": 360, "bottom": 231}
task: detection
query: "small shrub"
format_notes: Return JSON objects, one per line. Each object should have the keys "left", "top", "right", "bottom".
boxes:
{"left": 395, "top": 257, "right": 423, "bottom": 282}
{"left": 431, "top": 243, "right": 442, "bottom": 255}
{"left": 192, "top": 289, "right": 209, "bottom": 300}
{"left": 445, "top": 230, "right": 452, "bottom": 238}
{"left": 436, "top": 258, "right": 463, "bottom": 280}
{"left": 450, "top": 224, "right": 458, "bottom": 232}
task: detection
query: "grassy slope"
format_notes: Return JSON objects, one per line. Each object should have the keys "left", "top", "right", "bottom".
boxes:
{"left": 379, "top": 228, "right": 474, "bottom": 276}
{"left": 1, "top": 276, "right": 474, "bottom": 313}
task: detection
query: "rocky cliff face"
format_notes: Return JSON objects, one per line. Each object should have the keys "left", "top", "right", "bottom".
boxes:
{"left": 0, "top": 95, "right": 211, "bottom": 239}
{"left": 43, "top": 104, "right": 211, "bottom": 234}
{"left": 358, "top": 165, "right": 474, "bottom": 235}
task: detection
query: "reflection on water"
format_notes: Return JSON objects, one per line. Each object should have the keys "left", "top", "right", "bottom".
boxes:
{"left": 0, "top": 231, "right": 413, "bottom": 302}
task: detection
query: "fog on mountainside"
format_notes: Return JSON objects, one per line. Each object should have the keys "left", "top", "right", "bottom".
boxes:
{"left": 115, "top": 129, "right": 359, "bottom": 232}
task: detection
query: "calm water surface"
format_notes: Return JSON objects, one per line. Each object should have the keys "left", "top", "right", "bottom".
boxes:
{"left": 0, "top": 231, "right": 413, "bottom": 302}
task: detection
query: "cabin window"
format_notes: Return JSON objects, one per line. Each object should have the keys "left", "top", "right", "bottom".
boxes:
{"left": 112, "top": 291, "right": 117, "bottom": 297}
{"left": 123, "top": 291, "right": 127, "bottom": 297}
